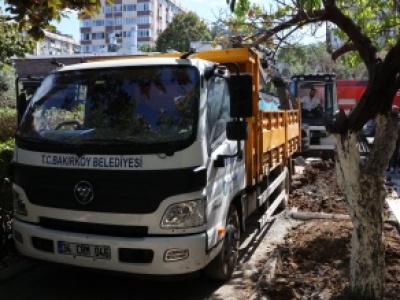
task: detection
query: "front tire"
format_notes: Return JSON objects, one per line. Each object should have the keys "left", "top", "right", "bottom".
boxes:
{"left": 204, "top": 205, "right": 240, "bottom": 281}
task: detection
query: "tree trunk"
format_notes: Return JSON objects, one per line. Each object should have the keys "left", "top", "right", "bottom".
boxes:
{"left": 335, "top": 114, "right": 397, "bottom": 299}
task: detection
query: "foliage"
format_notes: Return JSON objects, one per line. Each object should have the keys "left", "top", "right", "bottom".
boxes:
{"left": 0, "top": 139, "right": 14, "bottom": 215}
{"left": 156, "top": 12, "right": 212, "bottom": 53}
{"left": 215, "top": 2, "right": 276, "bottom": 49}
{"left": 227, "top": 0, "right": 400, "bottom": 123}
{"left": 0, "top": 13, "right": 34, "bottom": 72}
{"left": 0, "top": 67, "right": 17, "bottom": 108}
{"left": 1, "top": 0, "right": 104, "bottom": 86}
{"left": 0, "top": 138, "right": 14, "bottom": 255}
{"left": 226, "top": 0, "right": 400, "bottom": 76}
{"left": 226, "top": 0, "right": 250, "bottom": 19}
{"left": 330, "top": 0, "right": 400, "bottom": 68}
{"left": 276, "top": 42, "right": 367, "bottom": 79}
{"left": 0, "top": 139, "right": 14, "bottom": 185}
{"left": 140, "top": 44, "right": 157, "bottom": 53}
{"left": 4, "top": 0, "right": 105, "bottom": 40}
{"left": 0, "top": 108, "right": 17, "bottom": 143}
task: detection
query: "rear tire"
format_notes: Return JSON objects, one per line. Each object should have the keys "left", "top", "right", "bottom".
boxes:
{"left": 204, "top": 205, "right": 240, "bottom": 281}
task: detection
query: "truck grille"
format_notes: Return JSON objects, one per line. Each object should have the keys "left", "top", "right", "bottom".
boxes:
{"left": 13, "top": 164, "right": 206, "bottom": 214}
{"left": 40, "top": 217, "right": 148, "bottom": 238}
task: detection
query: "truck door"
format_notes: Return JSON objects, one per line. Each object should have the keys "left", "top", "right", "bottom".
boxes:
{"left": 204, "top": 76, "right": 244, "bottom": 251}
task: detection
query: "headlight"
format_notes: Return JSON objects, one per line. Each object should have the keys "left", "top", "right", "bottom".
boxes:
{"left": 160, "top": 199, "right": 205, "bottom": 229}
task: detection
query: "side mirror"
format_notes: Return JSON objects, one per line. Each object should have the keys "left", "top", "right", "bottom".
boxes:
{"left": 226, "top": 121, "right": 248, "bottom": 141}
{"left": 214, "top": 121, "right": 247, "bottom": 168}
{"left": 228, "top": 73, "right": 253, "bottom": 118}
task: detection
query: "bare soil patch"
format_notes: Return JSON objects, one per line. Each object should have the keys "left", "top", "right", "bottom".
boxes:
{"left": 290, "top": 160, "right": 347, "bottom": 215}
{"left": 260, "top": 159, "right": 400, "bottom": 300}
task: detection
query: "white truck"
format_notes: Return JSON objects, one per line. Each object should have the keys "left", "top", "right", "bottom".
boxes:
{"left": 10, "top": 47, "right": 300, "bottom": 280}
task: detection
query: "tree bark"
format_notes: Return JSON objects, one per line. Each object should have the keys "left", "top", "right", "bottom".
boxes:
{"left": 335, "top": 114, "right": 397, "bottom": 299}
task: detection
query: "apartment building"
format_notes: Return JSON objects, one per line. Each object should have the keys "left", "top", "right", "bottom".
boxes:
{"left": 34, "top": 30, "right": 80, "bottom": 55}
{"left": 79, "top": 0, "right": 185, "bottom": 53}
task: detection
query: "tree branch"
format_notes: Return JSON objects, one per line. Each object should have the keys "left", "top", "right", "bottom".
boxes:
{"left": 345, "top": 39, "right": 400, "bottom": 131}
{"left": 251, "top": 9, "right": 328, "bottom": 47}
{"left": 323, "top": 0, "right": 377, "bottom": 71}
{"left": 331, "top": 42, "right": 356, "bottom": 60}
{"left": 252, "top": 0, "right": 378, "bottom": 72}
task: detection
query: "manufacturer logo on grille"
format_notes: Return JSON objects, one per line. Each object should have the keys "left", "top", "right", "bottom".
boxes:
{"left": 74, "top": 181, "right": 94, "bottom": 205}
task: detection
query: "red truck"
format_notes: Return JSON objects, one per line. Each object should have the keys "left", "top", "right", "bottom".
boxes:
{"left": 336, "top": 79, "right": 400, "bottom": 112}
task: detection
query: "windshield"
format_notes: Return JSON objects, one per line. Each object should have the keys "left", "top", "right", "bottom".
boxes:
{"left": 297, "top": 81, "right": 336, "bottom": 114}
{"left": 18, "top": 65, "right": 200, "bottom": 150}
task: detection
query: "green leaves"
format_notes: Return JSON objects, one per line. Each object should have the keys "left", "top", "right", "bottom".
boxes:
{"left": 0, "top": 14, "right": 34, "bottom": 72}
{"left": 156, "top": 12, "right": 212, "bottom": 53}
{"left": 0, "top": 0, "right": 102, "bottom": 74}
{"left": 227, "top": 0, "right": 250, "bottom": 18}
{"left": 4, "top": 0, "right": 103, "bottom": 40}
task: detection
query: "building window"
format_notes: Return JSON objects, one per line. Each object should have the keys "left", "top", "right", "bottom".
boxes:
{"left": 123, "top": 31, "right": 132, "bottom": 38}
{"left": 81, "top": 45, "right": 93, "bottom": 53}
{"left": 138, "top": 16, "right": 151, "bottom": 24}
{"left": 93, "top": 19, "right": 104, "bottom": 26}
{"left": 80, "top": 19, "right": 91, "bottom": 27}
{"left": 92, "top": 45, "right": 105, "bottom": 52}
{"left": 81, "top": 33, "right": 91, "bottom": 41}
{"left": 105, "top": 5, "right": 112, "bottom": 13}
{"left": 92, "top": 32, "right": 105, "bottom": 40}
{"left": 114, "top": 4, "right": 122, "bottom": 12}
{"left": 105, "top": 18, "right": 115, "bottom": 26}
{"left": 137, "top": 3, "right": 152, "bottom": 11}
{"left": 138, "top": 30, "right": 151, "bottom": 37}
{"left": 123, "top": 4, "right": 136, "bottom": 11}
{"left": 125, "top": 18, "right": 136, "bottom": 25}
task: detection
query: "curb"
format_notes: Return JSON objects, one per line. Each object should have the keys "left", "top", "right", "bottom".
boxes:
{"left": 0, "top": 260, "right": 37, "bottom": 283}
{"left": 290, "top": 211, "right": 350, "bottom": 220}
{"left": 249, "top": 248, "right": 281, "bottom": 300}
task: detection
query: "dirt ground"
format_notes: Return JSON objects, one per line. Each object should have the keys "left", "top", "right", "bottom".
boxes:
{"left": 260, "top": 159, "right": 400, "bottom": 300}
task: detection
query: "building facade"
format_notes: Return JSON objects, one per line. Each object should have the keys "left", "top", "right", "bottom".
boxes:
{"left": 79, "top": 0, "right": 184, "bottom": 53}
{"left": 34, "top": 30, "right": 80, "bottom": 55}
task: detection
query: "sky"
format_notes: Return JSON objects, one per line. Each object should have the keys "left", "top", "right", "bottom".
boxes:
{"left": 56, "top": 0, "right": 233, "bottom": 40}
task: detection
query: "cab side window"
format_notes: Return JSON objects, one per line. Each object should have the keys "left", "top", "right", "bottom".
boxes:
{"left": 206, "top": 77, "right": 231, "bottom": 153}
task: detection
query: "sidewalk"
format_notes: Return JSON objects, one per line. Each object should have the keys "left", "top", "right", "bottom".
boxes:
{"left": 385, "top": 171, "right": 400, "bottom": 224}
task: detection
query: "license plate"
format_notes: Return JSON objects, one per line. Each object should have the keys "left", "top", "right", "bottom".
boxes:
{"left": 57, "top": 241, "right": 111, "bottom": 260}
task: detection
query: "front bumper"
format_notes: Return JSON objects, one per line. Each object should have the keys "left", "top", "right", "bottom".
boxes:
{"left": 13, "top": 219, "right": 208, "bottom": 276}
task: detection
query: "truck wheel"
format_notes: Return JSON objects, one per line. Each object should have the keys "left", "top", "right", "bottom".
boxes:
{"left": 204, "top": 205, "right": 240, "bottom": 281}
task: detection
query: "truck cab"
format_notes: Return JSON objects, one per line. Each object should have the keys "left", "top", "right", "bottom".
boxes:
{"left": 289, "top": 73, "right": 338, "bottom": 156}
